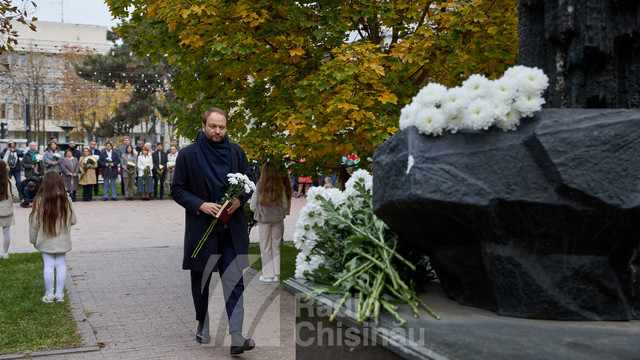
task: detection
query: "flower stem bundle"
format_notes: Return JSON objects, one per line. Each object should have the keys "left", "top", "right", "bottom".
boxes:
{"left": 294, "top": 170, "right": 439, "bottom": 324}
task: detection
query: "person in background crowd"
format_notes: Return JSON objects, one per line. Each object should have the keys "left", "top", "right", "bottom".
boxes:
{"left": 44, "top": 142, "right": 63, "bottom": 174}
{"left": 118, "top": 137, "right": 132, "bottom": 195}
{"left": 323, "top": 176, "right": 333, "bottom": 188}
{"left": 250, "top": 162, "right": 288, "bottom": 283}
{"left": 29, "top": 171, "right": 77, "bottom": 303}
{"left": 0, "top": 160, "right": 20, "bottom": 259}
{"left": 166, "top": 138, "right": 180, "bottom": 154}
{"left": 1, "top": 140, "right": 24, "bottom": 187}
{"left": 78, "top": 148, "right": 98, "bottom": 202}
{"left": 152, "top": 142, "right": 168, "bottom": 200}
{"left": 60, "top": 149, "right": 79, "bottom": 202}
{"left": 88, "top": 141, "right": 101, "bottom": 197}
{"left": 67, "top": 140, "right": 80, "bottom": 159}
{"left": 136, "top": 147, "right": 154, "bottom": 201}
{"left": 144, "top": 142, "right": 152, "bottom": 154}
{"left": 99, "top": 141, "right": 120, "bottom": 201}
{"left": 135, "top": 139, "right": 144, "bottom": 155}
{"left": 22, "top": 142, "right": 44, "bottom": 178}
{"left": 19, "top": 177, "right": 39, "bottom": 207}
{"left": 166, "top": 145, "right": 179, "bottom": 191}
{"left": 121, "top": 145, "right": 137, "bottom": 201}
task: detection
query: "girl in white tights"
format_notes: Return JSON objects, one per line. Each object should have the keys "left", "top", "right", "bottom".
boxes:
{"left": 0, "top": 160, "right": 20, "bottom": 259}
{"left": 29, "top": 172, "right": 77, "bottom": 303}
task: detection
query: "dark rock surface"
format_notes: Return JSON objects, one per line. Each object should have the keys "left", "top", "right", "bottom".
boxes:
{"left": 519, "top": 0, "right": 640, "bottom": 108}
{"left": 372, "top": 109, "right": 640, "bottom": 320}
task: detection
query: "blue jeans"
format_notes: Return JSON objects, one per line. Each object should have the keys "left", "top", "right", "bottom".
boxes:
{"left": 103, "top": 178, "right": 117, "bottom": 199}
{"left": 9, "top": 169, "right": 21, "bottom": 189}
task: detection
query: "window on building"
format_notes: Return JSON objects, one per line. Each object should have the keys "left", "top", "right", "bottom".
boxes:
{"left": 46, "top": 105, "right": 54, "bottom": 120}
{"left": 0, "top": 104, "right": 5, "bottom": 119}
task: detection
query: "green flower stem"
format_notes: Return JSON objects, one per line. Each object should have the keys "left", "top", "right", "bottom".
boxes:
{"left": 191, "top": 218, "right": 218, "bottom": 257}
{"left": 417, "top": 297, "right": 441, "bottom": 320}
{"left": 353, "top": 249, "right": 400, "bottom": 290}
{"left": 329, "top": 291, "right": 351, "bottom": 322}
{"left": 380, "top": 299, "right": 406, "bottom": 325}
{"left": 332, "top": 261, "right": 372, "bottom": 287}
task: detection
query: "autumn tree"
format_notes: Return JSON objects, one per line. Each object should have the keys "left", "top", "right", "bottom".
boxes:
{"left": 0, "top": 0, "right": 36, "bottom": 61}
{"left": 105, "top": 0, "right": 518, "bottom": 172}
{"left": 75, "top": 30, "right": 176, "bottom": 137}
{"left": 54, "top": 46, "right": 131, "bottom": 140}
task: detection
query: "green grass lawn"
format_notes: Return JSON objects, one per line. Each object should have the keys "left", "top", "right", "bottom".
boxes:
{"left": 248, "top": 241, "right": 299, "bottom": 282}
{"left": 0, "top": 253, "right": 82, "bottom": 355}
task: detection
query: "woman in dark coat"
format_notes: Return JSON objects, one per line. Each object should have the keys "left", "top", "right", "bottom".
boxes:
{"left": 60, "top": 149, "right": 79, "bottom": 201}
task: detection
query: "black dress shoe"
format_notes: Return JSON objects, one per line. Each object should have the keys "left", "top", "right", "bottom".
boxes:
{"left": 196, "top": 321, "right": 210, "bottom": 344}
{"left": 230, "top": 332, "right": 255, "bottom": 355}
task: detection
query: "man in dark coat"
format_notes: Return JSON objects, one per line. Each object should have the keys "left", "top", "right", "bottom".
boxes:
{"left": 152, "top": 142, "right": 168, "bottom": 199}
{"left": 171, "top": 107, "right": 255, "bottom": 356}
{"left": 98, "top": 141, "right": 120, "bottom": 200}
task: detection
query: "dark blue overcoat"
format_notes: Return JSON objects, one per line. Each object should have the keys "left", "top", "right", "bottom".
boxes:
{"left": 170, "top": 141, "right": 254, "bottom": 271}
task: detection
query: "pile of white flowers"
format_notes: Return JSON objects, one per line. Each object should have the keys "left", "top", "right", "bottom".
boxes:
{"left": 399, "top": 65, "right": 549, "bottom": 136}
{"left": 293, "top": 169, "right": 373, "bottom": 279}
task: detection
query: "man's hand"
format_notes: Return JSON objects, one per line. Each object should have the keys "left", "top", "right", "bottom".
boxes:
{"left": 199, "top": 202, "right": 222, "bottom": 216}
{"left": 226, "top": 197, "right": 242, "bottom": 215}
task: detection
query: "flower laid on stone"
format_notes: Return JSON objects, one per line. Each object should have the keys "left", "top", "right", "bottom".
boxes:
{"left": 294, "top": 169, "right": 439, "bottom": 324}
{"left": 399, "top": 65, "right": 549, "bottom": 135}
{"left": 191, "top": 173, "right": 256, "bottom": 257}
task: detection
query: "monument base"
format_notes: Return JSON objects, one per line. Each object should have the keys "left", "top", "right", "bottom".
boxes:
{"left": 284, "top": 278, "right": 640, "bottom": 360}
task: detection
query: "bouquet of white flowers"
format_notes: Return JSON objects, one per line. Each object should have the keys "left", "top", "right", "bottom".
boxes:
{"left": 35, "top": 154, "right": 43, "bottom": 162}
{"left": 294, "top": 170, "right": 439, "bottom": 325}
{"left": 53, "top": 153, "right": 62, "bottom": 161}
{"left": 167, "top": 161, "right": 175, "bottom": 170}
{"left": 399, "top": 65, "right": 549, "bottom": 136}
{"left": 191, "top": 173, "right": 256, "bottom": 257}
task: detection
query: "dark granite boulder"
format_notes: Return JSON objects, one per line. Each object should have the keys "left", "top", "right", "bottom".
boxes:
{"left": 372, "top": 109, "right": 640, "bottom": 320}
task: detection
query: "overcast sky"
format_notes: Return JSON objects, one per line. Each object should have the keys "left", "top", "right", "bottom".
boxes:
{"left": 24, "top": 0, "right": 119, "bottom": 28}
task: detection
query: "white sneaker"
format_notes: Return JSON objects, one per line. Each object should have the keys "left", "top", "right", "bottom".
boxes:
{"left": 54, "top": 293, "right": 65, "bottom": 303}
{"left": 259, "top": 275, "right": 274, "bottom": 282}
{"left": 42, "top": 294, "right": 55, "bottom": 303}
{"left": 273, "top": 275, "right": 279, "bottom": 282}
{"left": 0, "top": 252, "right": 8, "bottom": 259}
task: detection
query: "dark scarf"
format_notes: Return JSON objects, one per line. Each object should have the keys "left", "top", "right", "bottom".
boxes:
{"left": 195, "top": 131, "right": 231, "bottom": 203}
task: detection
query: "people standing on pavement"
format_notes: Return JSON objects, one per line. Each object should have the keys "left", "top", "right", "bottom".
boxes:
{"left": 78, "top": 148, "right": 98, "bottom": 202}
{"left": 166, "top": 145, "right": 179, "bottom": 191}
{"left": 88, "top": 141, "right": 101, "bottom": 197}
{"left": 29, "top": 171, "right": 77, "bottom": 303}
{"left": 67, "top": 140, "right": 80, "bottom": 159}
{"left": 136, "top": 146, "right": 154, "bottom": 200}
{"left": 135, "top": 139, "right": 144, "bottom": 155}
{"left": 250, "top": 162, "right": 288, "bottom": 283}
{"left": 22, "top": 142, "right": 44, "bottom": 179}
{"left": 152, "top": 142, "right": 168, "bottom": 200}
{"left": 60, "top": 149, "right": 79, "bottom": 202}
{"left": 43, "top": 142, "right": 63, "bottom": 175}
{"left": 166, "top": 138, "right": 180, "bottom": 154}
{"left": 117, "top": 136, "right": 131, "bottom": 195}
{"left": 99, "top": 141, "right": 120, "bottom": 201}
{"left": 1, "top": 141, "right": 23, "bottom": 188}
{"left": 171, "top": 107, "right": 256, "bottom": 355}
{"left": 0, "top": 160, "right": 20, "bottom": 259}
{"left": 121, "top": 145, "right": 137, "bottom": 201}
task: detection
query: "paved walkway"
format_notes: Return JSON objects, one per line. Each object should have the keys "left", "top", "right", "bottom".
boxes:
{"left": 6, "top": 197, "right": 308, "bottom": 359}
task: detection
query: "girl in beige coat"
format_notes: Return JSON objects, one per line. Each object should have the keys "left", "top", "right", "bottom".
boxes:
{"left": 0, "top": 160, "right": 20, "bottom": 259}
{"left": 29, "top": 172, "right": 77, "bottom": 303}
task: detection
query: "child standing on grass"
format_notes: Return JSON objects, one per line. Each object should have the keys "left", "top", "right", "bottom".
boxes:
{"left": 250, "top": 162, "right": 288, "bottom": 283}
{"left": 0, "top": 160, "right": 20, "bottom": 259}
{"left": 29, "top": 172, "right": 77, "bottom": 303}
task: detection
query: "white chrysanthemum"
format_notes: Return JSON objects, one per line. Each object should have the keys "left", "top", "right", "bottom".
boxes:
{"left": 515, "top": 66, "right": 549, "bottom": 94}
{"left": 345, "top": 169, "right": 373, "bottom": 191}
{"left": 495, "top": 108, "right": 522, "bottom": 131}
{"left": 295, "top": 252, "right": 310, "bottom": 279}
{"left": 413, "top": 83, "right": 448, "bottom": 108}
{"left": 228, "top": 177, "right": 239, "bottom": 185}
{"left": 322, "top": 188, "right": 346, "bottom": 206}
{"left": 441, "top": 87, "right": 465, "bottom": 112}
{"left": 513, "top": 93, "right": 545, "bottom": 117}
{"left": 490, "top": 77, "right": 518, "bottom": 102}
{"left": 462, "top": 98, "right": 495, "bottom": 130}
{"left": 399, "top": 103, "right": 419, "bottom": 130}
{"left": 307, "top": 254, "right": 324, "bottom": 273}
{"left": 415, "top": 107, "right": 446, "bottom": 136}
{"left": 461, "top": 74, "right": 490, "bottom": 99}
{"left": 489, "top": 99, "right": 511, "bottom": 123}
{"left": 503, "top": 65, "right": 529, "bottom": 80}
{"left": 444, "top": 111, "right": 464, "bottom": 133}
